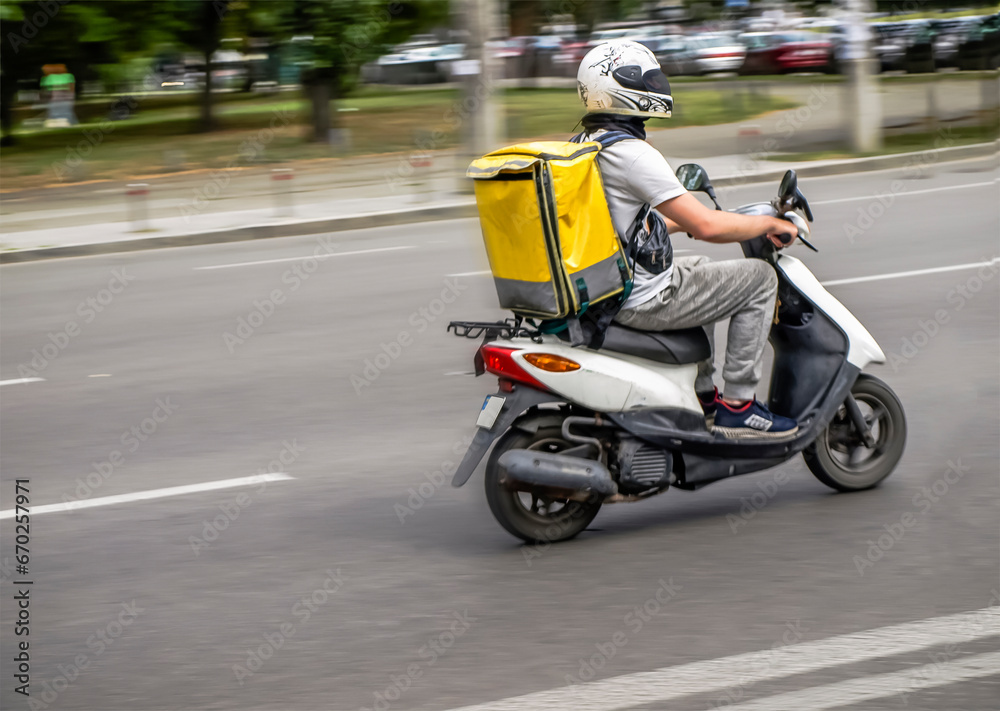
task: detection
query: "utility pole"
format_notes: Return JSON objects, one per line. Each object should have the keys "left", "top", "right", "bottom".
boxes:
{"left": 843, "top": 0, "right": 882, "bottom": 152}
{"left": 460, "top": 0, "right": 501, "bottom": 161}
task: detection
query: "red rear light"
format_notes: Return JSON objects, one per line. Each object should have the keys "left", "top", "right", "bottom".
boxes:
{"left": 479, "top": 344, "right": 549, "bottom": 391}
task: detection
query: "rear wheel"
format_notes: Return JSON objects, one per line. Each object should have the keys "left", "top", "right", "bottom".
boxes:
{"left": 484, "top": 424, "right": 603, "bottom": 544}
{"left": 803, "top": 374, "right": 907, "bottom": 492}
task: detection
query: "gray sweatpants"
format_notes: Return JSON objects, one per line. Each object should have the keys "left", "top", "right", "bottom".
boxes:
{"left": 614, "top": 255, "right": 778, "bottom": 401}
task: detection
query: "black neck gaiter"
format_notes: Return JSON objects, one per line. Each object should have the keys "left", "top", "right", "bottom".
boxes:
{"left": 580, "top": 114, "right": 648, "bottom": 140}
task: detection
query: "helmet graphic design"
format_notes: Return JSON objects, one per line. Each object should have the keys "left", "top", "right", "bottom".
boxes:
{"left": 577, "top": 40, "right": 673, "bottom": 119}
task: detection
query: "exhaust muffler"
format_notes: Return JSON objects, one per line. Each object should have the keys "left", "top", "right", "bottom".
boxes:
{"left": 497, "top": 449, "right": 617, "bottom": 501}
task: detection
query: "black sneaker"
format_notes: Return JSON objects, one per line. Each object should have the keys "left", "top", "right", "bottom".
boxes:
{"left": 713, "top": 398, "right": 798, "bottom": 439}
{"left": 697, "top": 387, "right": 718, "bottom": 425}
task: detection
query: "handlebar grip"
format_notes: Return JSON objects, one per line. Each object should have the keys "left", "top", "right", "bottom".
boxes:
{"left": 776, "top": 232, "right": 794, "bottom": 245}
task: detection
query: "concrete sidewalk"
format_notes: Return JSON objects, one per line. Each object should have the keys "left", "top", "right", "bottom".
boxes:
{"left": 1, "top": 141, "right": 994, "bottom": 263}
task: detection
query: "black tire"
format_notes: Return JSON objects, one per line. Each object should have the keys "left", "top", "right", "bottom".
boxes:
{"left": 803, "top": 374, "right": 907, "bottom": 492}
{"left": 484, "top": 424, "right": 603, "bottom": 544}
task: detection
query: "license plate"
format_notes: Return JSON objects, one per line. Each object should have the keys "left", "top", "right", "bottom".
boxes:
{"left": 476, "top": 395, "right": 505, "bottom": 430}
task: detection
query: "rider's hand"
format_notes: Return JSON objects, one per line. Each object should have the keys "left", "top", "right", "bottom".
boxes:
{"left": 766, "top": 217, "right": 797, "bottom": 249}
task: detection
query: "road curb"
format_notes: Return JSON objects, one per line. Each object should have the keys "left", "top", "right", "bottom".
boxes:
{"left": 1, "top": 142, "right": 995, "bottom": 264}
{"left": 710, "top": 140, "right": 999, "bottom": 187}
{"left": 0, "top": 202, "right": 480, "bottom": 264}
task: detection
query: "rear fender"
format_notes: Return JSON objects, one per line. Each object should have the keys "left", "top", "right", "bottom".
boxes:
{"left": 451, "top": 387, "right": 565, "bottom": 487}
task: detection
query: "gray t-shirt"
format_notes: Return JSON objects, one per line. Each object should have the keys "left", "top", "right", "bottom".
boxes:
{"left": 583, "top": 130, "right": 687, "bottom": 308}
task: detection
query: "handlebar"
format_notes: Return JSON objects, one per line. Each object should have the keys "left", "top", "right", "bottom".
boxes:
{"left": 779, "top": 211, "right": 818, "bottom": 252}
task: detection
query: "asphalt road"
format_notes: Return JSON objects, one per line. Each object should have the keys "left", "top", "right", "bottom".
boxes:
{"left": 1, "top": 157, "right": 998, "bottom": 711}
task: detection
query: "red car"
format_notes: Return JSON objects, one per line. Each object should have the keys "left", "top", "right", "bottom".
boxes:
{"left": 739, "top": 31, "right": 833, "bottom": 74}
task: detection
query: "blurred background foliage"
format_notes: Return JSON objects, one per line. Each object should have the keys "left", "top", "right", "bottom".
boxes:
{"left": 0, "top": 0, "right": 996, "bottom": 184}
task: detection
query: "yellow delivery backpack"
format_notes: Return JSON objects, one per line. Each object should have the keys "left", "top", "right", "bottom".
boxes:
{"left": 466, "top": 132, "right": 637, "bottom": 327}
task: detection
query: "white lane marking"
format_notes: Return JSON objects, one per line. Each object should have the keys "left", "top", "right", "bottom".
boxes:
{"left": 440, "top": 606, "right": 1000, "bottom": 711}
{"left": 822, "top": 258, "right": 1000, "bottom": 287}
{"left": 724, "top": 650, "right": 1000, "bottom": 711}
{"left": 0, "top": 473, "right": 293, "bottom": 520}
{"left": 195, "top": 245, "right": 414, "bottom": 270}
{"left": 0, "top": 377, "right": 44, "bottom": 387}
{"left": 88, "top": 374, "right": 112, "bottom": 378}
{"left": 447, "top": 259, "right": 999, "bottom": 293}
{"left": 811, "top": 179, "right": 997, "bottom": 206}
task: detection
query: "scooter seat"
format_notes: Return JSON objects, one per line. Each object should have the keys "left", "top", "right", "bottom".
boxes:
{"left": 559, "top": 323, "right": 711, "bottom": 365}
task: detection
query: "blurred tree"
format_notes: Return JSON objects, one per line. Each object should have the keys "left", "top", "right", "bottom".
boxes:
{"left": 160, "top": 0, "right": 233, "bottom": 133}
{"left": 0, "top": 0, "right": 218, "bottom": 143}
{"left": 0, "top": 0, "right": 129, "bottom": 144}
{"left": 242, "top": 0, "right": 450, "bottom": 143}
{"left": 2, "top": 0, "right": 447, "bottom": 144}
{"left": 560, "top": 0, "right": 648, "bottom": 37}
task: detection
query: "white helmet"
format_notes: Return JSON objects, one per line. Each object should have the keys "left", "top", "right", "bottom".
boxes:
{"left": 577, "top": 40, "right": 673, "bottom": 119}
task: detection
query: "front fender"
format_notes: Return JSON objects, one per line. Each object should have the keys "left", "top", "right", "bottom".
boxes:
{"left": 451, "top": 387, "right": 565, "bottom": 487}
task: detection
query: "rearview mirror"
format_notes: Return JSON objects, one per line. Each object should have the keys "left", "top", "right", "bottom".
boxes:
{"left": 779, "top": 169, "right": 797, "bottom": 202}
{"left": 676, "top": 163, "right": 721, "bottom": 210}
{"left": 676, "top": 164, "right": 709, "bottom": 192}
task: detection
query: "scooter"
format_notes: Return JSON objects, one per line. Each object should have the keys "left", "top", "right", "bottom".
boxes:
{"left": 448, "top": 167, "right": 907, "bottom": 543}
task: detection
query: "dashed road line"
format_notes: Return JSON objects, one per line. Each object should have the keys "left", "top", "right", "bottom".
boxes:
{"left": 0, "top": 473, "right": 294, "bottom": 519}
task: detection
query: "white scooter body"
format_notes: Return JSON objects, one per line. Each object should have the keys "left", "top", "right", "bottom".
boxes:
{"left": 493, "top": 253, "right": 885, "bottom": 415}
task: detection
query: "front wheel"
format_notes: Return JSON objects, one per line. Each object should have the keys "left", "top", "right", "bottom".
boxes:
{"left": 803, "top": 374, "right": 907, "bottom": 492}
{"left": 484, "top": 424, "right": 603, "bottom": 544}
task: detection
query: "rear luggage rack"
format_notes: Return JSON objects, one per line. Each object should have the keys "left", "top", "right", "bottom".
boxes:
{"left": 448, "top": 318, "right": 541, "bottom": 342}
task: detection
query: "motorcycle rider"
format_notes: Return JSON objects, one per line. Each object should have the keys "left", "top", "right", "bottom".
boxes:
{"left": 576, "top": 40, "right": 798, "bottom": 438}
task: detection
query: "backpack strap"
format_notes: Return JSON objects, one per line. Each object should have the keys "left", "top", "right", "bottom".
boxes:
{"left": 563, "top": 129, "right": 642, "bottom": 349}
{"left": 570, "top": 129, "right": 635, "bottom": 147}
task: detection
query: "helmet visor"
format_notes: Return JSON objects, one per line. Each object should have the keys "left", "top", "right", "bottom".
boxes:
{"left": 641, "top": 68, "right": 672, "bottom": 97}
{"left": 611, "top": 65, "right": 672, "bottom": 97}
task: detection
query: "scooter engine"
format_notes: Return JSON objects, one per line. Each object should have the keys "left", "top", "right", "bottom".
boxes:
{"left": 616, "top": 439, "right": 673, "bottom": 495}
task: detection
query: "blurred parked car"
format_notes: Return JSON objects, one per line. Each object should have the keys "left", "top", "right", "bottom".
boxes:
{"left": 931, "top": 16, "right": 983, "bottom": 68}
{"left": 900, "top": 21, "right": 936, "bottom": 73}
{"left": 955, "top": 13, "right": 1000, "bottom": 70}
{"left": 587, "top": 24, "right": 670, "bottom": 50}
{"left": 552, "top": 39, "right": 590, "bottom": 75}
{"left": 870, "top": 21, "right": 935, "bottom": 73}
{"left": 656, "top": 34, "right": 746, "bottom": 76}
{"left": 366, "top": 43, "right": 465, "bottom": 84}
{"left": 739, "top": 32, "right": 833, "bottom": 74}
